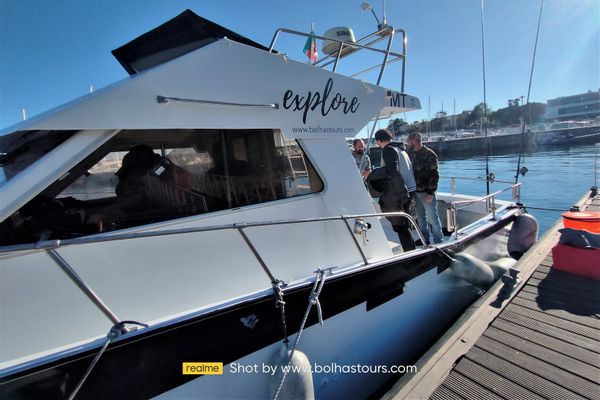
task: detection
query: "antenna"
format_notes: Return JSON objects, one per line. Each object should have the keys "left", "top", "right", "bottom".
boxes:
{"left": 361, "top": 3, "right": 381, "bottom": 26}
{"left": 360, "top": 2, "right": 388, "bottom": 30}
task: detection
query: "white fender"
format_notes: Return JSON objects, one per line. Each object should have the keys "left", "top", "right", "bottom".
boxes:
{"left": 489, "top": 256, "right": 518, "bottom": 279}
{"left": 268, "top": 345, "right": 315, "bottom": 400}
{"left": 450, "top": 253, "right": 495, "bottom": 287}
{"left": 508, "top": 213, "right": 539, "bottom": 259}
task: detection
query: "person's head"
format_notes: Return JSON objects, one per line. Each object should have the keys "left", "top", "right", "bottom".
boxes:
{"left": 116, "top": 144, "right": 159, "bottom": 178}
{"left": 407, "top": 132, "right": 422, "bottom": 150}
{"left": 353, "top": 138, "right": 366, "bottom": 155}
{"left": 374, "top": 129, "right": 393, "bottom": 149}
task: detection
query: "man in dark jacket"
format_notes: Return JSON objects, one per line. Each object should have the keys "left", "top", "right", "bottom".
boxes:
{"left": 366, "top": 129, "right": 416, "bottom": 251}
{"left": 406, "top": 132, "right": 443, "bottom": 244}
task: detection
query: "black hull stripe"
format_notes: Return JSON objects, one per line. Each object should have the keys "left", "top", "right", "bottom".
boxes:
{"left": 0, "top": 216, "right": 514, "bottom": 399}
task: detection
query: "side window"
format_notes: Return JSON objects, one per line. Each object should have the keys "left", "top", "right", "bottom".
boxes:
{"left": 57, "top": 151, "right": 129, "bottom": 201}
{"left": 0, "top": 129, "right": 323, "bottom": 245}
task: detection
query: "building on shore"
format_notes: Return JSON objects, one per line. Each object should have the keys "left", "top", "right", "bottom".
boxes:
{"left": 544, "top": 89, "right": 600, "bottom": 122}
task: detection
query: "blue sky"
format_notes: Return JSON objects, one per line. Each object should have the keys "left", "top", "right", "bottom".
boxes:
{"left": 0, "top": 0, "right": 598, "bottom": 129}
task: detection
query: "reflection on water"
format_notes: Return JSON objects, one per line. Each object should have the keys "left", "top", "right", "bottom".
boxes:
{"left": 438, "top": 143, "right": 599, "bottom": 234}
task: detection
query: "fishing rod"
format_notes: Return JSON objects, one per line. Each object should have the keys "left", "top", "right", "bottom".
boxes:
{"left": 593, "top": 143, "right": 599, "bottom": 197}
{"left": 515, "top": 0, "right": 544, "bottom": 184}
{"left": 479, "top": 0, "right": 491, "bottom": 195}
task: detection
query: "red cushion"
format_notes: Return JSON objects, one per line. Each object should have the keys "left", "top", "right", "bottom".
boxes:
{"left": 551, "top": 243, "right": 600, "bottom": 280}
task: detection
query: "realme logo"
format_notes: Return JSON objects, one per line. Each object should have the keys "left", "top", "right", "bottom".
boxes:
{"left": 182, "top": 362, "right": 223, "bottom": 375}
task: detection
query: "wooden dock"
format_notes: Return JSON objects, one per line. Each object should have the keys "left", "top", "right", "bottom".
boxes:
{"left": 384, "top": 190, "right": 600, "bottom": 399}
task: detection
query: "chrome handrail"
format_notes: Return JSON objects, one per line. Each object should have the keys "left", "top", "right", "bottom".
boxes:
{"left": 0, "top": 212, "right": 427, "bottom": 312}
{"left": 0, "top": 212, "right": 425, "bottom": 259}
{"left": 441, "top": 175, "right": 517, "bottom": 196}
{"left": 268, "top": 27, "right": 406, "bottom": 90}
{"left": 446, "top": 182, "right": 521, "bottom": 233}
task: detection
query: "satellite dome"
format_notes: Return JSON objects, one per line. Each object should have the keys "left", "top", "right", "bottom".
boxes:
{"left": 322, "top": 26, "right": 356, "bottom": 56}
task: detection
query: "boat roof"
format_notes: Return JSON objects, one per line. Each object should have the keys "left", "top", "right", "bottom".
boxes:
{"left": 1, "top": 11, "right": 421, "bottom": 139}
{"left": 112, "top": 10, "right": 270, "bottom": 75}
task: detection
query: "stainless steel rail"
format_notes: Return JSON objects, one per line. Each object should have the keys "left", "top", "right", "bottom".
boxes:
{"left": 441, "top": 175, "right": 517, "bottom": 196}
{"left": 313, "top": 26, "right": 395, "bottom": 68}
{"left": 0, "top": 212, "right": 425, "bottom": 262}
{"left": 47, "top": 248, "right": 121, "bottom": 325}
{"left": 267, "top": 27, "right": 407, "bottom": 90}
{"left": 445, "top": 181, "right": 521, "bottom": 233}
{"left": 0, "top": 212, "right": 429, "bottom": 325}
{"left": 156, "top": 96, "right": 279, "bottom": 109}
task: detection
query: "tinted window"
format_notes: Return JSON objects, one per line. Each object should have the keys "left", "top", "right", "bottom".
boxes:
{"left": 0, "top": 130, "right": 76, "bottom": 186}
{"left": 0, "top": 129, "right": 323, "bottom": 245}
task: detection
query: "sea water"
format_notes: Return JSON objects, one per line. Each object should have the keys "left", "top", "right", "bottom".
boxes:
{"left": 437, "top": 143, "right": 600, "bottom": 234}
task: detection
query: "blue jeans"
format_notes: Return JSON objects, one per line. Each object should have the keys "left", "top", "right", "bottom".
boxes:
{"left": 415, "top": 192, "right": 444, "bottom": 244}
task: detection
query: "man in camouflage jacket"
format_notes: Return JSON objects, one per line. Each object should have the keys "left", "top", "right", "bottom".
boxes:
{"left": 407, "top": 132, "right": 444, "bottom": 244}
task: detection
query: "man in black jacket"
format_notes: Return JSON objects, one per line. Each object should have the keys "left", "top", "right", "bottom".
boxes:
{"left": 366, "top": 129, "right": 416, "bottom": 251}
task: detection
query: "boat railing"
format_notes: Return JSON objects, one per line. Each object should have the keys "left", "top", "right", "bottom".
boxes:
{"left": 0, "top": 211, "right": 426, "bottom": 262}
{"left": 268, "top": 26, "right": 406, "bottom": 90}
{"left": 444, "top": 179, "right": 522, "bottom": 233}
{"left": 440, "top": 175, "right": 519, "bottom": 196}
{"left": 0, "top": 211, "right": 429, "bottom": 325}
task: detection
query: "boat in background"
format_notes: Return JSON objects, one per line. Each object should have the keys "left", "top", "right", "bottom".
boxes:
{"left": 0, "top": 10, "right": 537, "bottom": 399}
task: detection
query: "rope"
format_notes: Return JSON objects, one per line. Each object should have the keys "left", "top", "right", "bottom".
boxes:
{"left": 518, "top": 205, "right": 569, "bottom": 212}
{"left": 430, "top": 244, "right": 456, "bottom": 262}
{"left": 273, "top": 269, "right": 327, "bottom": 400}
{"left": 68, "top": 320, "right": 148, "bottom": 400}
{"left": 273, "top": 280, "right": 289, "bottom": 347}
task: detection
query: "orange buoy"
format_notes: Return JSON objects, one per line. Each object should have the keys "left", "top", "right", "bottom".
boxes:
{"left": 562, "top": 211, "right": 600, "bottom": 233}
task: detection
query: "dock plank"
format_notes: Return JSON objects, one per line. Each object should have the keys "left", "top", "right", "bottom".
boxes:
{"left": 440, "top": 372, "right": 504, "bottom": 400}
{"left": 465, "top": 346, "right": 585, "bottom": 400}
{"left": 530, "top": 269, "right": 600, "bottom": 292}
{"left": 491, "top": 318, "right": 600, "bottom": 365}
{"left": 475, "top": 336, "right": 599, "bottom": 398}
{"left": 526, "top": 277, "right": 600, "bottom": 303}
{"left": 520, "top": 284, "right": 600, "bottom": 308}
{"left": 539, "top": 258, "right": 553, "bottom": 268}
{"left": 497, "top": 311, "right": 600, "bottom": 354}
{"left": 429, "top": 385, "right": 464, "bottom": 400}
{"left": 504, "top": 304, "right": 600, "bottom": 340}
{"left": 534, "top": 264, "right": 551, "bottom": 274}
{"left": 453, "top": 358, "right": 545, "bottom": 400}
{"left": 509, "top": 297, "right": 600, "bottom": 328}
{"left": 529, "top": 272, "right": 600, "bottom": 298}
{"left": 386, "top": 192, "right": 600, "bottom": 400}
{"left": 516, "top": 290, "right": 600, "bottom": 317}
{"left": 483, "top": 325, "right": 600, "bottom": 381}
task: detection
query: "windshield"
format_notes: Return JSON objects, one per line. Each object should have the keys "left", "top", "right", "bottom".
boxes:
{"left": 0, "top": 130, "right": 75, "bottom": 186}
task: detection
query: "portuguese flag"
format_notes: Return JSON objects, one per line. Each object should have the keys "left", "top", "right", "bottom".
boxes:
{"left": 303, "top": 24, "right": 318, "bottom": 63}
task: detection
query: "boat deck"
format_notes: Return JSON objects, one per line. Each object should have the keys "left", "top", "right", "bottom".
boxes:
{"left": 384, "top": 191, "right": 600, "bottom": 399}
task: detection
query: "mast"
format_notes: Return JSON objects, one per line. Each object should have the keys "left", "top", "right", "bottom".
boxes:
{"left": 453, "top": 98, "right": 457, "bottom": 132}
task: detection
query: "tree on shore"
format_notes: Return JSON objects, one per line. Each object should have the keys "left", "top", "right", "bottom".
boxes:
{"left": 400, "top": 99, "right": 546, "bottom": 134}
